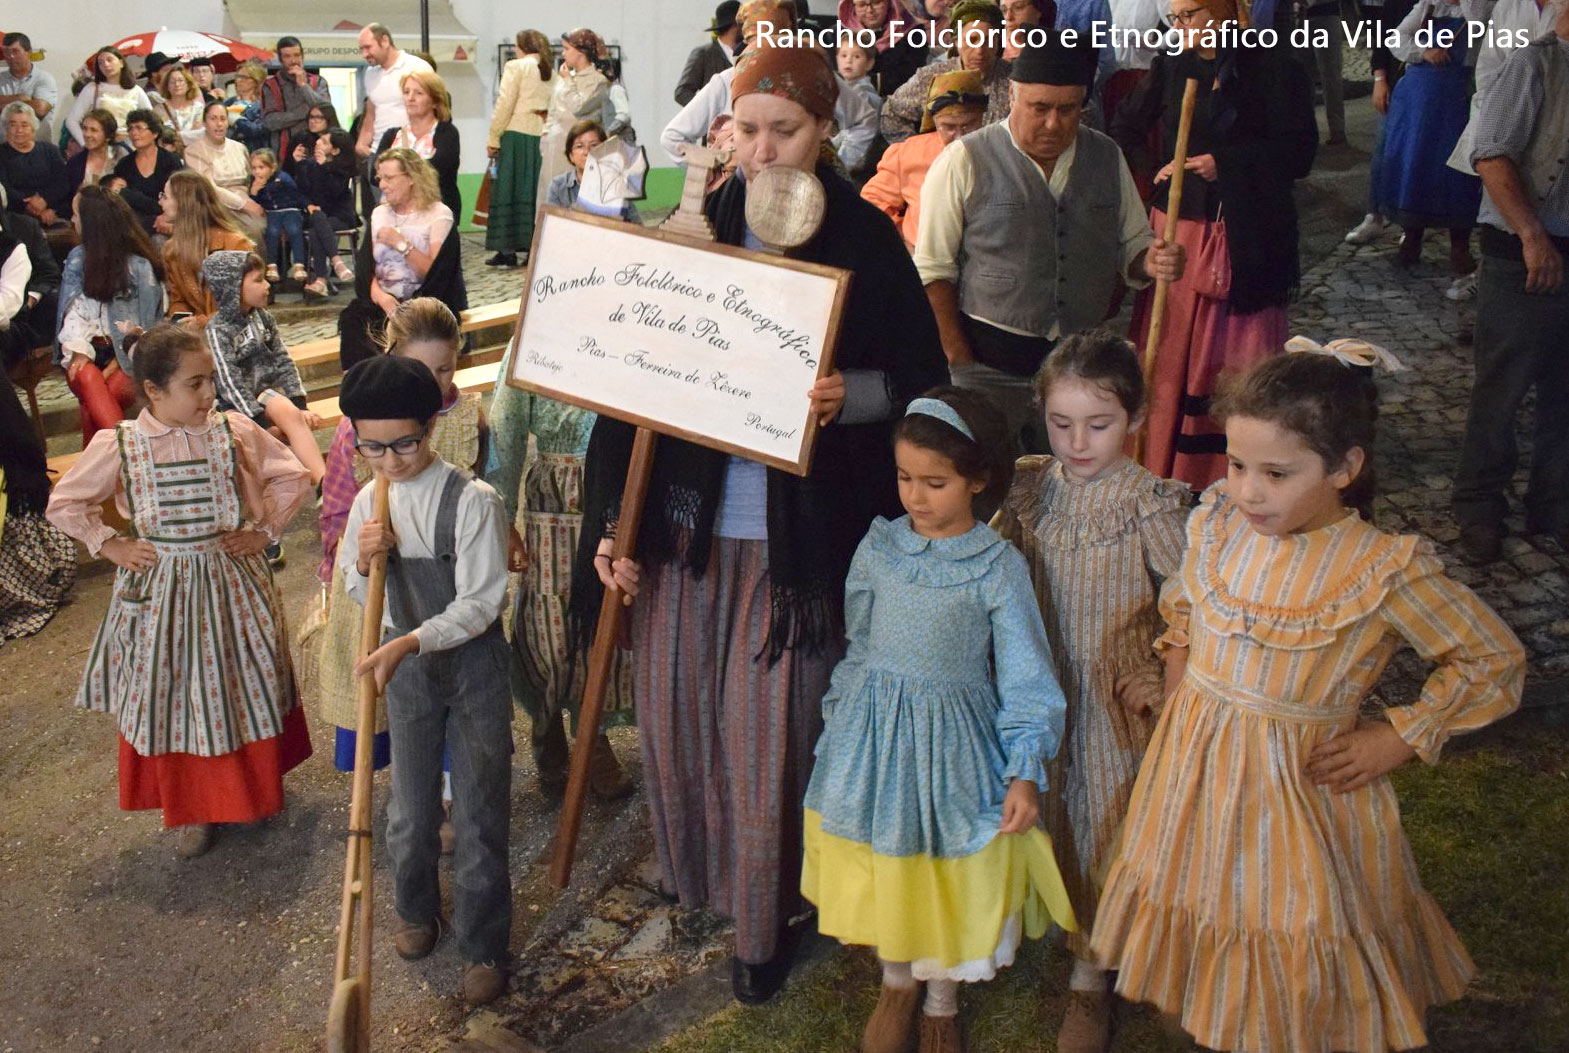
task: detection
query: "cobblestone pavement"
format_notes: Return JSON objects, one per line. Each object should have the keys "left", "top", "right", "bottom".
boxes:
{"left": 1293, "top": 230, "right": 1569, "bottom": 694}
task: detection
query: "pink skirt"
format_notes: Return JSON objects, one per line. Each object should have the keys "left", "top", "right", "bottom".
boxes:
{"left": 1133, "top": 209, "right": 1288, "bottom": 490}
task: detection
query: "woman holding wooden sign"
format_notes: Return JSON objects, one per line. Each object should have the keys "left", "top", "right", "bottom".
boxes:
{"left": 573, "top": 41, "right": 949, "bottom": 1006}
{"left": 1109, "top": 0, "right": 1315, "bottom": 490}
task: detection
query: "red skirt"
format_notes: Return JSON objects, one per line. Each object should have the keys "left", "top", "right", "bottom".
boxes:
{"left": 118, "top": 706, "right": 314, "bottom": 827}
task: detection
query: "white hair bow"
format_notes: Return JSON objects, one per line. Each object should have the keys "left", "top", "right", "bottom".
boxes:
{"left": 1284, "top": 335, "right": 1407, "bottom": 372}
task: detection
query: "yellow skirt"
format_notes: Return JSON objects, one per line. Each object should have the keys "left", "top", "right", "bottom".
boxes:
{"left": 803, "top": 809, "right": 1076, "bottom": 979}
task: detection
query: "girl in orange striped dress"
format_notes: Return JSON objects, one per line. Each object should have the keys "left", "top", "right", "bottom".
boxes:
{"left": 1091, "top": 353, "right": 1526, "bottom": 1053}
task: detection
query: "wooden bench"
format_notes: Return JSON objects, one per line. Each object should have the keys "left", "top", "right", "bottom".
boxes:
{"left": 47, "top": 361, "right": 509, "bottom": 479}
{"left": 45, "top": 298, "right": 522, "bottom": 478}
{"left": 288, "top": 296, "right": 521, "bottom": 374}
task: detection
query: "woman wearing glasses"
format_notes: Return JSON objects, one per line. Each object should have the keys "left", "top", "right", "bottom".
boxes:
{"left": 336, "top": 147, "right": 467, "bottom": 369}
{"left": 1110, "top": 0, "right": 1316, "bottom": 490}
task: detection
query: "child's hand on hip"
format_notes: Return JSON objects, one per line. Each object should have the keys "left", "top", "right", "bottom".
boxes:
{"left": 1305, "top": 720, "right": 1417, "bottom": 793}
{"left": 594, "top": 537, "right": 641, "bottom": 605}
{"left": 998, "top": 778, "right": 1039, "bottom": 834}
{"left": 101, "top": 536, "right": 157, "bottom": 571}
{"left": 220, "top": 528, "right": 271, "bottom": 557}
{"left": 355, "top": 633, "right": 420, "bottom": 692}
{"left": 356, "top": 519, "right": 397, "bottom": 574}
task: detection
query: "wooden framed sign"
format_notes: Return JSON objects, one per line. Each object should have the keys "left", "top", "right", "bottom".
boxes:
{"left": 506, "top": 206, "right": 851, "bottom": 476}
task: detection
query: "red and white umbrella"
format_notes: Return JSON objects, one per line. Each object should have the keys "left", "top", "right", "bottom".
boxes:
{"left": 109, "top": 29, "right": 274, "bottom": 73}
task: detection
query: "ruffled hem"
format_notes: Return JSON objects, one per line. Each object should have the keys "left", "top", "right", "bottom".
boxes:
{"left": 1185, "top": 485, "right": 1432, "bottom": 651}
{"left": 862, "top": 516, "right": 1010, "bottom": 587}
{"left": 1007, "top": 456, "right": 1192, "bottom": 550}
{"left": 803, "top": 809, "right": 1077, "bottom": 973}
{"left": 1090, "top": 870, "right": 1475, "bottom": 1053}
{"left": 913, "top": 914, "right": 1023, "bottom": 983}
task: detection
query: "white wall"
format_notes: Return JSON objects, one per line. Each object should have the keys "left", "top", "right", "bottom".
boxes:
{"left": 450, "top": 0, "right": 708, "bottom": 171}
{"left": 25, "top": 1, "right": 714, "bottom": 174}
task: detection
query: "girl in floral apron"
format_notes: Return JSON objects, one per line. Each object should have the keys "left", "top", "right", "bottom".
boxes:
{"left": 47, "top": 325, "right": 314, "bottom": 858}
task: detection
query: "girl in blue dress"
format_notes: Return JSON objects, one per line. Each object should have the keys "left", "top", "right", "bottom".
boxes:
{"left": 801, "top": 387, "right": 1077, "bottom": 1053}
{"left": 1373, "top": 0, "right": 1485, "bottom": 274}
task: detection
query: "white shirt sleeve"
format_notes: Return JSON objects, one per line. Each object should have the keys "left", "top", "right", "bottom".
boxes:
{"left": 661, "top": 69, "right": 732, "bottom": 165}
{"left": 1117, "top": 154, "right": 1156, "bottom": 288}
{"left": 0, "top": 243, "right": 31, "bottom": 330}
{"left": 412, "top": 482, "right": 509, "bottom": 654}
{"left": 912, "top": 140, "right": 974, "bottom": 286}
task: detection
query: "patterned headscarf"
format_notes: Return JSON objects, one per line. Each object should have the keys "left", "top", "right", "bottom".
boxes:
{"left": 948, "top": 0, "right": 1004, "bottom": 31}
{"left": 739, "top": 0, "right": 797, "bottom": 40}
{"left": 731, "top": 43, "right": 838, "bottom": 122}
{"left": 920, "top": 68, "right": 986, "bottom": 132}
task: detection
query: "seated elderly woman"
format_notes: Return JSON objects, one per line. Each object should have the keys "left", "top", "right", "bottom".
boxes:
{"left": 337, "top": 147, "right": 466, "bottom": 369}
{"left": 109, "top": 108, "right": 184, "bottom": 236}
{"left": 0, "top": 101, "right": 71, "bottom": 226}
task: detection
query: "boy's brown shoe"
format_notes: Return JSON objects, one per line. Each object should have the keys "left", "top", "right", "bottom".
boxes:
{"left": 462, "top": 960, "right": 507, "bottom": 1006}
{"left": 393, "top": 916, "right": 444, "bottom": 960}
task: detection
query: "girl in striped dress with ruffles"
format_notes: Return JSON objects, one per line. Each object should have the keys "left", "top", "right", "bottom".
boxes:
{"left": 1091, "top": 353, "right": 1526, "bottom": 1053}
{"left": 47, "top": 325, "right": 314, "bottom": 859}
{"left": 994, "top": 333, "right": 1192, "bottom": 1053}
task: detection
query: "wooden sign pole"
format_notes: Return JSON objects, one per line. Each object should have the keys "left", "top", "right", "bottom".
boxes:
{"left": 548, "top": 427, "right": 659, "bottom": 888}
{"left": 1136, "top": 76, "right": 1199, "bottom": 466}
{"left": 327, "top": 475, "right": 391, "bottom": 1053}
{"left": 550, "top": 146, "right": 727, "bottom": 889}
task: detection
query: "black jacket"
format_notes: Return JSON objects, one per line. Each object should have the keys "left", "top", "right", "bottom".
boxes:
{"left": 377, "top": 122, "right": 463, "bottom": 222}
{"left": 574, "top": 163, "right": 949, "bottom": 659}
{"left": 1112, "top": 47, "right": 1316, "bottom": 314}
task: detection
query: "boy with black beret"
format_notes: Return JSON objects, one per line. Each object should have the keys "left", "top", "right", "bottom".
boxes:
{"left": 337, "top": 354, "right": 513, "bottom": 1006}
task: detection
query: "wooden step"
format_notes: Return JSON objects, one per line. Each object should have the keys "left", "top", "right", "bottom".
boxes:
{"left": 48, "top": 357, "right": 509, "bottom": 480}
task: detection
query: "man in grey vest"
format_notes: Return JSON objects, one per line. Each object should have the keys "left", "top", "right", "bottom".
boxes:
{"left": 914, "top": 33, "right": 1183, "bottom": 451}
{"left": 1453, "top": 8, "right": 1569, "bottom": 564}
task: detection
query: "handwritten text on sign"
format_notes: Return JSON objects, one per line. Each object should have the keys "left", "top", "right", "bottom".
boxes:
{"left": 507, "top": 208, "right": 849, "bottom": 475}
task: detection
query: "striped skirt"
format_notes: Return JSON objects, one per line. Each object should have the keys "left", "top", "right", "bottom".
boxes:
{"left": 1090, "top": 674, "right": 1476, "bottom": 1053}
{"left": 515, "top": 452, "right": 634, "bottom": 727}
{"left": 78, "top": 542, "right": 297, "bottom": 758}
{"left": 630, "top": 539, "right": 837, "bottom": 964}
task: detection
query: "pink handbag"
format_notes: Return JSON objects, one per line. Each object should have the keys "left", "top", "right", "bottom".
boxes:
{"left": 1190, "top": 206, "right": 1232, "bottom": 300}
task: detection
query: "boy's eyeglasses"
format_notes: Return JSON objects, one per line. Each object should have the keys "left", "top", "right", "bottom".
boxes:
{"left": 354, "top": 430, "right": 426, "bottom": 457}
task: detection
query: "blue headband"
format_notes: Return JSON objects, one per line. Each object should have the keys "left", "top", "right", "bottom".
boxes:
{"left": 905, "top": 398, "right": 974, "bottom": 440}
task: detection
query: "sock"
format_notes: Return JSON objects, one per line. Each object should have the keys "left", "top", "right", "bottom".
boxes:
{"left": 881, "top": 960, "right": 916, "bottom": 990}
{"left": 1070, "top": 958, "right": 1106, "bottom": 992}
{"left": 923, "top": 979, "right": 959, "bottom": 1018}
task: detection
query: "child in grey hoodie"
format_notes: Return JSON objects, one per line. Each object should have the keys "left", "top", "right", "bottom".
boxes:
{"left": 202, "top": 250, "right": 326, "bottom": 497}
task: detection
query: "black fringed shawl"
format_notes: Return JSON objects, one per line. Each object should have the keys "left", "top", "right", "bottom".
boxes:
{"left": 569, "top": 163, "right": 949, "bottom": 661}
{"left": 1111, "top": 46, "right": 1317, "bottom": 315}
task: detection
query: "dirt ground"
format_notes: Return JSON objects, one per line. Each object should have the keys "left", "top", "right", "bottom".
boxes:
{"left": 0, "top": 508, "right": 673, "bottom": 1053}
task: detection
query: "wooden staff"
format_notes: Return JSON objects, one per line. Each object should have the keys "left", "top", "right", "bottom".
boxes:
{"left": 327, "top": 475, "right": 391, "bottom": 1053}
{"left": 550, "top": 427, "right": 659, "bottom": 888}
{"left": 1136, "top": 76, "right": 1200, "bottom": 465}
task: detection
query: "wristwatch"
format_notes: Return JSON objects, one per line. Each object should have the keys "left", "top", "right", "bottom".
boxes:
{"left": 395, "top": 238, "right": 411, "bottom": 255}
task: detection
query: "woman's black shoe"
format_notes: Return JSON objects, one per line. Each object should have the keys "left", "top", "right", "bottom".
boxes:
{"left": 730, "top": 923, "right": 803, "bottom": 1005}
{"left": 486, "top": 252, "right": 518, "bottom": 267}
